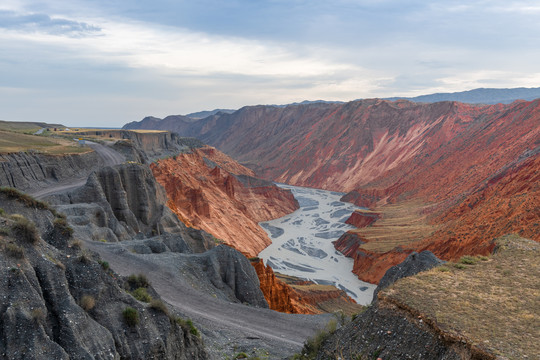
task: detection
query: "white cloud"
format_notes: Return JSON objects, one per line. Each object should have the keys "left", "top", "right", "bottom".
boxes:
{"left": 1, "top": 1, "right": 539, "bottom": 126}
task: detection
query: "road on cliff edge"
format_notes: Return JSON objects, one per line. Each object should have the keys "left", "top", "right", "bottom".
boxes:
{"left": 30, "top": 140, "right": 125, "bottom": 199}
{"left": 87, "top": 242, "right": 330, "bottom": 359}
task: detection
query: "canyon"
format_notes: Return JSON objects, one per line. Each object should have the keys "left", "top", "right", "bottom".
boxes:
{"left": 1, "top": 87, "right": 538, "bottom": 359}
{"left": 126, "top": 98, "right": 540, "bottom": 285}
{"left": 148, "top": 142, "right": 362, "bottom": 313}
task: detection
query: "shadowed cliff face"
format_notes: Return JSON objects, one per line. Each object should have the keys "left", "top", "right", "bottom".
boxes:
{"left": 150, "top": 146, "right": 298, "bottom": 257}
{"left": 0, "top": 192, "right": 208, "bottom": 360}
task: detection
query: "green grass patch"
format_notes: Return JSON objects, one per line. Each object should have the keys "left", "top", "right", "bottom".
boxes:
{"left": 98, "top": 260, "right": 109, "bottom": 271}
{"left": 122, "top": 307, "right": 139, "bottom": 327}
{"left": 149, "top": 299, "right": 168, "bottom": 314}
{"left": 126, "top": 274, "right": 149, "bottom": 290}
{"left": 10, "top": 215, "right": 39, "bottom": 244}
{"left": 53, "top": 217, "right": 73, "bottom": 237}
{"left": 175, "top": 317, "right": 199, "bottom": 337}
{"left": 293, "top": 319, "right": 338, "bottom": 359}
{"left": 131, "top": 287, "right": 152, "bottom": 303}
{"left": 458, "top": 255, "right": 478, "bottom": 265}
{"left": 0, "top": 129, "right": 88, "bottom": 155}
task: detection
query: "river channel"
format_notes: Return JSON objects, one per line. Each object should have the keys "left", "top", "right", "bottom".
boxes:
{"left": 258, "top": 184, "right": 376, "bottom": 305}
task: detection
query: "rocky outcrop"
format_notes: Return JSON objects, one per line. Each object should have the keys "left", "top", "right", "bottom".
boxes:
{"left": 250, "top": 259, "right": 298, "bottom": 313}
{"left": 49, "top": 163, "right": 214, "bottom": 253}
{"left": 345, "top": 209, "right": 380, "bottom": 228}
{"left": 0, "top": 151, "right": 100, "bottom": 191}
{"left": 0, "top": 191, "right": 208, "bottom": 359}
{"left": 316, "top": 236, "right": 538, "bottom": 359}
{"left": 373, "top": 251, "right": 443, "bottom": 302}
{"left": 315, "top": 302, "right": 468, "bottom": 360}
{"left": 167, "top": 246, "right": 269, "bottom": 307}
{"left": 150, "top": 146, "right": 298, "bottom": 256}
{"left": 334, "top": 233, "right": 410, "bottom": 284}
{"left": 251, "top": 259, "right": 361, "bottom": 315}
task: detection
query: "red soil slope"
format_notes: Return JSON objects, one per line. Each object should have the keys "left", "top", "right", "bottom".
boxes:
{"left": 150, "top": 146, "right": 298, "bottom": 256}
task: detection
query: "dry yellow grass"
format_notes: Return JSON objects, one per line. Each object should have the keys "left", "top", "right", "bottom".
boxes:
{"left": 0, "top": 130, "right": 90, "bottom": 155}
{"left": 355, "top": 200, "right": 438, "bottom": 253}
{"left": 64, "top": 129, "right": 166, "bottom": 135}
{"left": 0, "top": 120, "right": 62, "bottom": 134}
{"left": 382, "top": 235, "right": 539, "bottom": 360}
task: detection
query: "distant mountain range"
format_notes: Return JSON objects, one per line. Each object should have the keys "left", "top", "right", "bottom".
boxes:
{"left": 385, "top": 87, "right": 540, "bottom": 104}
{"left": 185, "top": 109, "right": 236, "bottom": 119}
{"left": 146, "top": 87, "right": 540, "bottom": 126}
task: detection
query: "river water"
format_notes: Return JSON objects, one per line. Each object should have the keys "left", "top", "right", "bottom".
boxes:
{"left": 258, "top": 184, "right": 376, "bottom": 305}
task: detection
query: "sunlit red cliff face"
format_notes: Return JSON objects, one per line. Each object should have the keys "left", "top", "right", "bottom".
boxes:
{"left": 251, "top": 259, "right": 361, "bottom": 315}
{"left": 150, "top": 146, "right": 299, "bottom": 257}
{"left": 140, "top": 99, "right": 539, "bottom": 284}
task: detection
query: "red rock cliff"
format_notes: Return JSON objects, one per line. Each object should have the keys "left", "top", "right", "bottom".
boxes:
{"left": 150, "top": 146, "right": 299, "bottom": 257}
{"left": 251, "top": 259, "right": 362, "bottom": 315}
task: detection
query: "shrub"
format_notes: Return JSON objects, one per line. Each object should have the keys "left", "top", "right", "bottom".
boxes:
{"left": 453, "top": 263, "right": 466, "bottom": 269}
{"left": 175, "top": 317, "right": 199, "bottom": 337}
{"left": 126, "top": 274, "right": 149, "bottom": 290}
{"left": 70, "top": 239, "right": 82, "bottom": 249}
{"left": 5, "top": 243, "right": 25, "bottom": 258}
{"left": 436, "top": 266, "right": 451, "bottom": 272}
{"left": 459, "top": 255, "right": 478, "bottom": 265}
{"left": 0, "top": 226, "right": 9, "bottom": 235}
{"left": 132, "top": 287, "right": 152, "bottom": 303}
{"left": 80, "top": 295, "right": 96, "bottom": 311}
{"left": 10, "top": 215, "right": 39, "bottom": 244}
{"left": 122, "top": 307, "right": 139, "bottom": 327}
{"left": 294, "top": 319, "right": 337, "bottom": 359}
{"left": 149, "top": 299, "right": 168, "bottom": 314}
{"left": 31, "top": 308, "right": 46, "bottom": 323}
{"left": 53, "top": 217, "right": 73, "bottom": 237}
{"left": 98, "top": 260, "right": 110, "bottom": 270}
{"left": 234, "top": 353, "right": 248, "bottom": 359}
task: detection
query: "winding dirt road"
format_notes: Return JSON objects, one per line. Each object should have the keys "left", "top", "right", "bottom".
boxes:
{"left": 30, "top": 141, "right": 125, "bottom": 199}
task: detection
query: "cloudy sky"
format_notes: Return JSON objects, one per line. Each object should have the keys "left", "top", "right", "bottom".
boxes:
{"left": 1, "top": 0, "right": 539, "bottom": 127}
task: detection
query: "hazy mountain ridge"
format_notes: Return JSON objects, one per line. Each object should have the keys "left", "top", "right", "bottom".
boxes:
{"left": 386, "top": 86, "right": 540, "bottom": 104}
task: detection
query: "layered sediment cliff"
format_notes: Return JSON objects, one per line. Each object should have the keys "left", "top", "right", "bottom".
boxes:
{"left": 251, "top": 259, "right": 362, "bottom": 315}
{"left": 150, "top": 145, "right": 298, "bottom": 256}
{"left": 0, "top": 151, "right": 100, "bottom": 191}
